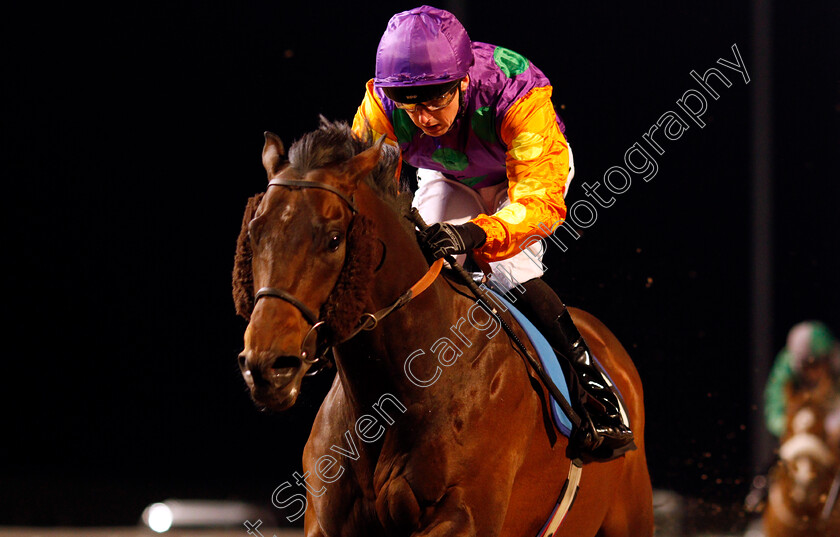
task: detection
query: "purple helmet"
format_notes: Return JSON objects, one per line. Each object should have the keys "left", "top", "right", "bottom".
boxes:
{"left": 787, "top": 321, "right": 840, "bottom": 375}
{"left": 374, "top": 5, "right": 474, "bottom": 89}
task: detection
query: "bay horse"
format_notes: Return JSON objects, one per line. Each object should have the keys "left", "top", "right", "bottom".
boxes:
{"left": 232, "top": 119, "right": 653, "bottom": 537}
{"left": 764, "top": 367, "right": 840, "bottom": 537}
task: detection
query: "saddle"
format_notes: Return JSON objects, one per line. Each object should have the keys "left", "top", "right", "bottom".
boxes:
{"left": 488, "top": 288, "right": 576, "bottom": 437}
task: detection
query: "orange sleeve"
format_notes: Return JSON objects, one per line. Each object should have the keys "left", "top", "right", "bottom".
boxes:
{"left": 352, "top": 79, "right": 399, "bottom": 145}
{"left": 352, "top": 79, "right": 402, "bottom": 180}
{"left": 471, "top": 85, "right": 569, "bottom": 262}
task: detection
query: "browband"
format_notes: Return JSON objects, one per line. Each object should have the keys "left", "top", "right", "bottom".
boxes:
{"left": 268, "top": 178, "right": 358, "bottom": 214}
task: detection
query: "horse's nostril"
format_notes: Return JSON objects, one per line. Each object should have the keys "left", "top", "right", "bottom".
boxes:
{"left": 272, "top": 355, "right": 301, "bottom": 370}
{"left": 238, "top": 354, "right": 247, "bottom": 371}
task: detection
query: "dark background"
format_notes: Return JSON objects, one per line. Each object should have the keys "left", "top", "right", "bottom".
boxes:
{"left": 2, "top": 0, "right": 838, "bottom": 528}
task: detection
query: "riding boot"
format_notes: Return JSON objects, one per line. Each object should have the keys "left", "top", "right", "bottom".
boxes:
{"left": 512, "top": 279, "right": 635, "bottom": 461}
{"left": 551, "top": 307, "right": 636, "bottom": 460}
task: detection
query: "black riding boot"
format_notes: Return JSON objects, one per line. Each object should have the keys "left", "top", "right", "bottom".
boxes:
{"left": 513, "top": 279, "right": 635, "bottom": 461}
{"left": 553, "top": 308, "right": 636, "bottom": 460}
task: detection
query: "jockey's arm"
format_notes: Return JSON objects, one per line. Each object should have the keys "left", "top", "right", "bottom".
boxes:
{"left": 470, "top": 86, "right": 570, "bottom": 263}
{"left": 352, "top": 80, "right": 403, "bottom": 182}
{"left": 352, "top": 80, "right": 400, "bottom": 147}
{"left": 764, "top": 348, "right": 794, "bottom": 438}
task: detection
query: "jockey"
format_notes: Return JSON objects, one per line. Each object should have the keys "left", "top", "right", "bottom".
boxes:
{"left": 352, "top": 5, "right": 634, "bottom": 461}
{"left": 764, "top": 320, "right": 840, "bottom": 438}
{"left": 746, "top": 320, "right": 840, "bottom": 512}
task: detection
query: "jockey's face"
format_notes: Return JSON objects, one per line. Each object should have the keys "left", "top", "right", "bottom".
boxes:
{"left": 403, "top": 76, "right": 469, "bottom": 137}
{"left": 800, "top": 360, "right": 825, "bottom": 385}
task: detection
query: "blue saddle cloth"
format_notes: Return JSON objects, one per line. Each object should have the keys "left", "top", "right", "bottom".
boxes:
{"left": 488, "top": 290, "right": 574, "bottom": 437}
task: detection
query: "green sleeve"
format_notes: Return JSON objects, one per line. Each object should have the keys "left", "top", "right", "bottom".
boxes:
{"left": 764, "top": 349, "right": 793, "bottom": 437}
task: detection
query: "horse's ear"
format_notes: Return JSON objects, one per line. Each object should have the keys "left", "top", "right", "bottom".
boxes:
{"left": 262, "top": 131, "right": 285, "bottom": 177}
{"left": 343, "top": 135, "right": 385, "bottom": 186}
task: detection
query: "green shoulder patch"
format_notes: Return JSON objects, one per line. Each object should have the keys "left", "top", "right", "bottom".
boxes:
{"left": 493, "top": 46, "right": 529, "bottom": 78}
{"left": 431, "top": 147, "right": 469, "bottom": 171}
{"left": 471, "top": 106, "right": 497, "bottom": 143}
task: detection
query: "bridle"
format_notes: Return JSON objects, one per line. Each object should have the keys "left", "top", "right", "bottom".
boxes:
{"left": 252, "top": 176, "right": 443, "bottom": 373}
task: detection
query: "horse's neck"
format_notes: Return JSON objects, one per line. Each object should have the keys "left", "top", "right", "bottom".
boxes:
{"left": 333, "top": 185, "right": 466, "bottom": 408}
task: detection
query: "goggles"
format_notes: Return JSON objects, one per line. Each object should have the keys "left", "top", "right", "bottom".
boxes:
{"left": 393, "top": 86, "right": 459, "bottom": 112}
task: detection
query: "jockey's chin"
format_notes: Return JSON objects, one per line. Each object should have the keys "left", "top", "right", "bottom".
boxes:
{"left": 419, "top": 123, "right": 449, "bottom": 137}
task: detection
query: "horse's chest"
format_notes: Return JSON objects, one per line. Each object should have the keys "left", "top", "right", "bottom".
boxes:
{"left": 307, "top": 424, "right": 451, "bottom": 533}
{"left": 304, "top": 353, "right": 535, "bottom": 534}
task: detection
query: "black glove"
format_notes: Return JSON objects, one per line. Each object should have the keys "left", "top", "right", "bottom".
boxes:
{"left": 418, "top": 222, "right": 487, "bottom": 260}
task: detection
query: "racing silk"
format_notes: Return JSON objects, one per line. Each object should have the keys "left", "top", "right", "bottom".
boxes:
{"left": 764, "top": 325, "right": 840, "bottom": 437}
{"left": 764, "top": 347, "right": 840, "bottom": 437}
{"left": 764, "top": 348, "right": 795, "bottom": 438}
{"left": 352, "top": 42, "right": 570, "bottom": 262}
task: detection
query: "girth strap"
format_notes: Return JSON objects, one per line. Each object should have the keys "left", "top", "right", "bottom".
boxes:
{"left": 254, "top": 287, "right": 320, "bottom": 325}
{"left": 537, "top": 459, "right": 583, "bottom": 537}
{"left": 822, "top": 468, "right": 840, "bottom": 520}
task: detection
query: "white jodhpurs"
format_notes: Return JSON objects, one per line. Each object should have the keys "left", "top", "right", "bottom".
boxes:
{"left": 411, "top": 146, "right": 575, "bottom": 292}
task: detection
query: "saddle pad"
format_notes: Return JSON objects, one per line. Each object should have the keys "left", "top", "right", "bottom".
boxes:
{"left": 487, "top": 289, "right": 574, "bottom": 437}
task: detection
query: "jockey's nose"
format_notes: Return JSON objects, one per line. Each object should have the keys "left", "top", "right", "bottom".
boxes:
{"left": 414, "top": 108, "right": 434, "bottom": 126}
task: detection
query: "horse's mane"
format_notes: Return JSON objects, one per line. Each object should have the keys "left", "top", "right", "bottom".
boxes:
{"left": 289, "top": 117, "right": 413, "bottom": 220}
{"left": 232, "top": 118, "right": 415, "bottom": 343}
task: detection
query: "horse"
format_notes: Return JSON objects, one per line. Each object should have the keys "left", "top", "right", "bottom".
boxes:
{"left": 232, "top": 119, "right": 654, "bottom": 537}
{"left": 764, "top": 366, "right": 840, "bottom": 537}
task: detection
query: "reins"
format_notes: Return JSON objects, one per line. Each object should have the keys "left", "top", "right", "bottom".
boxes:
{"left": 253, "top": 177, "right": 444, "bottom": 371}
{"left": 334, "top": 257, "right": 444, "bottom": 340}
{"left": 255, "top": 172, "right": 584, "bottom": 532}
{"left": 255, "top": 177, "right": 583, "bottom": 440}
{"left": 406, "top": 207, "right": 586, "bottom": 531}
{"left": 405, "top": 208, "right": 584, "bottom": 435}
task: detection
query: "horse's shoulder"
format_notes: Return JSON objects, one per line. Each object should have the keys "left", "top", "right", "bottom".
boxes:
{"left": 568, "top": 307, "right": 613, "bottom": 348}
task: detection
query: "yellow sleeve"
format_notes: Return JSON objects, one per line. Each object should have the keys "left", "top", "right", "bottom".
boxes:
{"left": 471, "top": 85, "right": 569, "bottom": 262}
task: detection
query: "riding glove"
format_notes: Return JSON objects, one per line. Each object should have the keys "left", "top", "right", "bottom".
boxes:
{"left": 418, "top": 222, "right": 487, "bottom": 259}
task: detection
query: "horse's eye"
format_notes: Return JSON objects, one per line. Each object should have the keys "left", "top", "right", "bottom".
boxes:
{"left": 328, "top": 232, "right": 342, "bottom": 252}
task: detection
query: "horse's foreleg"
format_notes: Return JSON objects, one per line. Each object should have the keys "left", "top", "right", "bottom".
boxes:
{"left": 304, "top": 501, "right": 326, "bottom": 537}
{"left": 595, "top": 453, "right": 654, "bottom": 537}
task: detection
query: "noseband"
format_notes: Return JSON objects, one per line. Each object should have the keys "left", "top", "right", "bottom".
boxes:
{"left": 252, "top": 176, "right": 443, "bottom": 374}
{"left": 249, "top": 177, "right": 443, "bottom": 376}
{"left": 253, "top": 177, "right": 358, "bottom": 369}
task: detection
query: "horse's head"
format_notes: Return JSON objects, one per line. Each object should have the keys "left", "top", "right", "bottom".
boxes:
{"left": 232, "top": 123, "right": 388, "bottom": 411}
